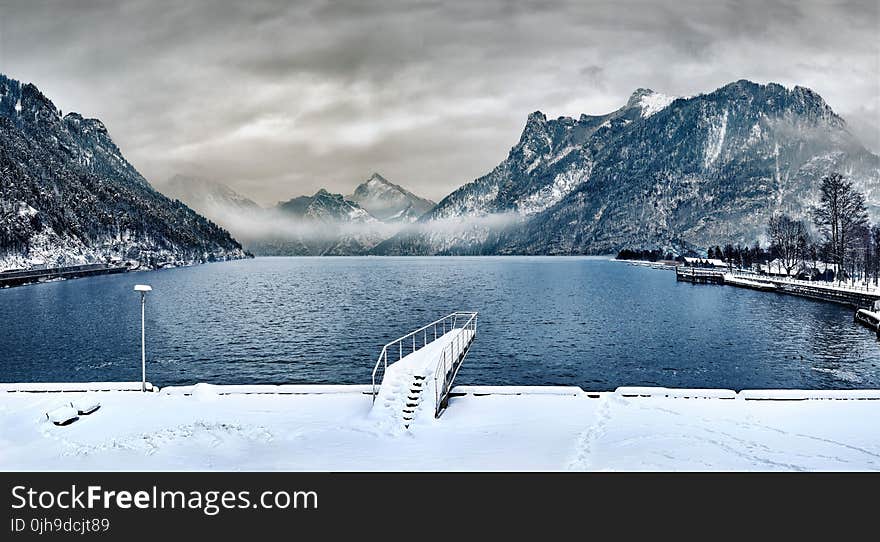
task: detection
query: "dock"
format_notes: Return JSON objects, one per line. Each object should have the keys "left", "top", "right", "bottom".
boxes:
{"left": 675, "top": 267, "right": 725, "bottom": 284}
{"left": 725, "top": 272, "right": 880, "bottom": 309}
{"left": 768, "top": 278, "right": 880, "bottom": 309}
{"left": 675, "top": 266, "right": 880, "bottom": 310}
{"left": 723, "top": 274, "right": 778, "bottom": 292}
{"left": 371, "top": 312, "right": 477, "bottom": 427}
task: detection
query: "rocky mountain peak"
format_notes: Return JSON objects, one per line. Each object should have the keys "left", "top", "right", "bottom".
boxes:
{"left": 624, "top": 88, "right": 677, "bottom": 118}
{"left": 365, "top": 172, "right": 390, "bottom": 185}
{"left": 626, "top": 88, "right": 656, "bottom": 107}
{"left": 349, "top": 173, "right": 435, "bottom": 223}
{"left": 313, "top": 188, "right": 334, "bottom": 198}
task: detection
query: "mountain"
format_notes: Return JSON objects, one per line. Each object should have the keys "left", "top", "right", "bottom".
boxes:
{"left": 348, "top": 173, "right": 435, "bottom": 222}
{"left": 0, "top": 74, "right": 247, "bottom": 269}
{"left": 248, "top": 189, "right": 389, "bottom": 256}
{"left": 158, "top": 175, "right": 261, "bottom": 220}
{"left": 162, "top": 174, "right": 434, "bottom": 256}
{"left": 374, "top": 80, "right": 880, "bottom": 255}
{"left": 277, "top": 189, "right": 374, "bottom": 222}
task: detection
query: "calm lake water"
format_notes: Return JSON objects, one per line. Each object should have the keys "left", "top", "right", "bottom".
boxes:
{"left": 2, "top": 257, "right": 879, "bottom": 390}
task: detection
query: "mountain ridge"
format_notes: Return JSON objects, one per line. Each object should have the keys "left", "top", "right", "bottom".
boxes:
{"left": 0, "top": 73, "right": 248, "bottom": 270}
{"left": 158, "top": 173, "right": 435, "bottom": 256}
{"left": 374, "top": 79, "right": 880, "bottom": 255}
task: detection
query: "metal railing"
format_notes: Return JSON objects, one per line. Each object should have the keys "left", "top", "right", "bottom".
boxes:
{"left": 728, "top": 270, "right": 880, "bottom": 295}
{"left": 433, "top": 312, "right": 478, "bottom": 417}
{"left": 676, "top": 267, "right": 724, "bottom": 277}
{"left": 371, "top": 312, "right": 478, "bottom": 402}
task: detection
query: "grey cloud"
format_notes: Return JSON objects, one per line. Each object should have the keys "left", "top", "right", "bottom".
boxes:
{"left": 0, "top": 0, "right": 877, "bottom": 205}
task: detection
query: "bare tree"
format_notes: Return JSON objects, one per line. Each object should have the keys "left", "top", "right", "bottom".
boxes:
{"left": 849, "top": 224, "right": 871, "bottom": 286}
{"left": 811, "top": 173, "right": 869, "bottom": 284}
{"left": 767, "top": 213, "right": 808, "bottom": 276}
{"left": 872, "top": 226, "right": 880, "bottom": 285}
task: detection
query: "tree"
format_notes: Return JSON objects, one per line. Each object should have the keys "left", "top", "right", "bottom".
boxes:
{"left": 722, "top": 244, "right": 736, "bottom": 263}
{"left": 767, "top": 213, "right": 808, "bottom": 276}
{"left": 872, "top": 226, "right": 880, "bottom": 285}
{"left": 811, "top": 173, "right": 869, "bottom": 284}
{"left": 849, "top": 224, "right": 871, "bottom": 285}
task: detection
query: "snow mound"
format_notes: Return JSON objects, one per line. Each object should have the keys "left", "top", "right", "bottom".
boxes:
{"left": 190, "top": 383, "right": 220, "bottom": 402}
{"left": 70, "top": 395, "right": 101, "bottom": 415}
{"left": 46, "top": 406, "right": 78, "bottom": 425}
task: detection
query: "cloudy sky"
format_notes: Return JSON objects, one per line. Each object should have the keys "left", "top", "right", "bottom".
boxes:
{"left": 0, "top": 0, "right": 877, "bottom": 205}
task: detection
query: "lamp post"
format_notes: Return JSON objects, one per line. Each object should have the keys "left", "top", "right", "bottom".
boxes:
{"left": 134, "top": 285, "right": 152, "bottom": 392}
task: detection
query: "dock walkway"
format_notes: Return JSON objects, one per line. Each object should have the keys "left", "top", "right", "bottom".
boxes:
{"left": 371, "top": 312, "right": 477, "bottom": 428}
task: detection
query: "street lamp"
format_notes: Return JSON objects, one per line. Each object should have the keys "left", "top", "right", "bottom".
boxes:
{"left": 134, "top": 284, "right": 152, "bottom": 392}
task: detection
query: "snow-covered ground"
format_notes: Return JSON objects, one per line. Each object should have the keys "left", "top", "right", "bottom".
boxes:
{"left": 2, "top": 385, "right": 879, "bottom": 471}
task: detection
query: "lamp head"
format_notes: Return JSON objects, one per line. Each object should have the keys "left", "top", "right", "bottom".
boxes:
{"left": 134, "top": 284, "right": 152, "bottom": 292}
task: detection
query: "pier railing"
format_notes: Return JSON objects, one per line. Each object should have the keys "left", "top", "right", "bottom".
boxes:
{"left": 433, "top": 312, "right": 477, "bottom": 417}
{"left": 728, "top": 270, "right": 880, "bottom": 295}
{"left": 371, "top": 312, "right": 478, "bottom": 402}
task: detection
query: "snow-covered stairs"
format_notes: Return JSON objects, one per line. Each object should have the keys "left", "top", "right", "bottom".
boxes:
{"left": 402, "top": 375, "right": 426, "bottom": 427}
{"left": 371, "top": 364, "right": 436, "bottom": 430}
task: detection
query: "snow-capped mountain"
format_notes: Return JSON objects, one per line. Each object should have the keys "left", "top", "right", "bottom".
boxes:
{"left": 159, "top": 175, "right": 261, "bottom": 219}
{"left": 156, "top": 174, "right": 434, "bottom": 256}
{"left": 166, "top": 176, "right": 435, "bottom": 256}
{"left": 374, "top": 80, "right": 880, "bottom": 255}
{"left": 277, "top": 189, "right": 375, "bottom": 223}
{"left": 0, "top": 74, "right": 247, "bottom": 270}
{"left": 247, "top": 189, "right": 389, "bottom": 256}
{"left": 348, "top": 173, "right": 435, "bottom": 222}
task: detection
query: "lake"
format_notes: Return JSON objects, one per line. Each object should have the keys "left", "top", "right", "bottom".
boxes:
{"left": 2, "top": 257, "right": 879, "bottom": 390}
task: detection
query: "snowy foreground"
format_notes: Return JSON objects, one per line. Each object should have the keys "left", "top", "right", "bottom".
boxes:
{"left": 2, "top": 384, "right": 880, "bottom": 471}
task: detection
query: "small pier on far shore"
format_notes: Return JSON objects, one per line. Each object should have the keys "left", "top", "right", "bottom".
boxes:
{"left": 675, "top": 265, "right": 880, "bottom": 311}
{"left": 675, "top": 267, "right": 725, "bottom": 284}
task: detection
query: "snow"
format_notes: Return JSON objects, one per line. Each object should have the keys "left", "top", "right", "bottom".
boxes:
{"left": 616, "top": 387, "right": 736, "bottom": 399}
{"left": 748, "top": 122, "right": 763, "bottom": 144}
{"left": 517, "top": 164, "right": 591, "bottom": 215}
{"left": 724, "top": 275, "right": 776, "bottom": 290}
{"left": 70, "top": 396, "right": 101, "bottom": 415}
{"left": 738, "top": 389, "right": 880, "bottom": 400}
{"left": 703, "top": 109, "right": 728, "bottom": 167}
{"left": 684, "top": 257, "right": 727, "bottom": 267}
{"left": 0, "top": 382, "right": 154, "bottom": 393}
{"left": 161, "top": 384, "right": 373, "bottom": 396}
{"left": 760, "top": 274, "right": 880, "bottom": 296}
{"left": 2, "top": 385, "right": 879, "bottom": 471}
{"left": 17, "top": 203, "right": 38, "bottom": 218}
{"left": 45, "top": 406, "right": 78, "bottom": 425}
{"left": 371, "top": 327, "right": 474, "bottom": 428}
{"left": 638, "top": 92, "right": 675, "bottom": 118}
